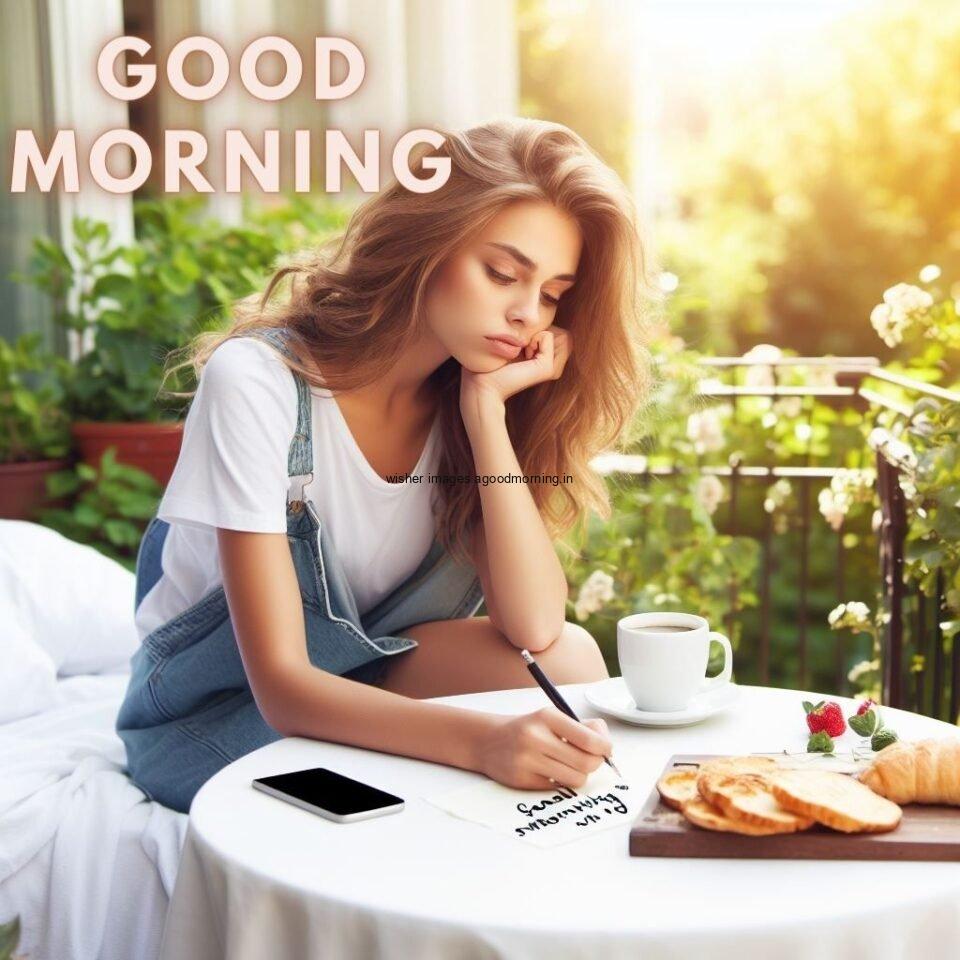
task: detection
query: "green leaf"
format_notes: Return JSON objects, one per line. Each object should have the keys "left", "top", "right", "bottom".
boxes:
{"left": 103, "top": 518, "right": 141, "bottom": 547}
{"left": 45, "top": 470, "right": 81, "bottom": 498}
{"left": 849, "top": 710, "right": 879, "bottom": 737}
{"left": 0, "top": 915, "right": 22, "bottom": 960}
{"left": 74, "top": 502, "right": 104, "bottom": 527}
{"left": 92, "top": 273, "right": 136, "bottom": 302}
{"left": 871, "top": 729, "right": 899, "bottom": 752}
{"left": 807, "top": 731, "right": 835, "bottom": 753}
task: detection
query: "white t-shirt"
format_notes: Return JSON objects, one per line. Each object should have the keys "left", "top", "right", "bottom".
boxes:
{"left": 134, "top": 336, "right": 442, "bottom": 641}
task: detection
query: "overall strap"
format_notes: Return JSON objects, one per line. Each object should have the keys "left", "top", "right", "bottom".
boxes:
{"left": 243, "top": 327, "right": 314, "bottom": 501}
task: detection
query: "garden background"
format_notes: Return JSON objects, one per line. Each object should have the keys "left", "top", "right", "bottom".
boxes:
{"left": 2, "top": 0, "right": 958, "bottom": 719}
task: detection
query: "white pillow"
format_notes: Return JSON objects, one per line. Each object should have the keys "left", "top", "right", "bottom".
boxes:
{"left": 0, "top": 521, "right": 139, "bottom": 680}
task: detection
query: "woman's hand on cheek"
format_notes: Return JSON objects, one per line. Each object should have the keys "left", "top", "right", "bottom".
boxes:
{"left": 460, "top": 328, "right": 572, "bottom": 422}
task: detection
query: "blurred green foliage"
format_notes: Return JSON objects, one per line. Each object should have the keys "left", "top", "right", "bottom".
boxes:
{"left": 654, "top": 0, "right": 960, "bottom": 358}
{"left": 517, "top": 0, "right": 634, "bottom": 180}
{"left": 18, "top": 196, "right": 351, "bottom": 423}
{"left": 15, "top": 193, "right": 352, "bottom": 563}
{"left": 38, "top": 449, "right": 162, "bottom": 570}
{"left": 0, "top": 916, "right": 20, "bottom": 960}
{"left": 522, "top": 0, "right": 960, "bottom": 708}
{"left": 0, "top": 333, "right": 70, "bottom": 463}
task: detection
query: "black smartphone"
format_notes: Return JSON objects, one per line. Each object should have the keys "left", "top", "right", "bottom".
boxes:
{"left": 251, "top": 767, "right": 405, "bottom": 823}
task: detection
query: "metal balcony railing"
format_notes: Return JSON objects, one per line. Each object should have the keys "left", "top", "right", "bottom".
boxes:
{"left": 606, "top": 354, "right": 960, "bottom": 720}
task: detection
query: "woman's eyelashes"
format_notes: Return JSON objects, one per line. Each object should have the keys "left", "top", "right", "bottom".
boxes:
{"left": 484, "top": 264, "right": 561, "bottom": 306}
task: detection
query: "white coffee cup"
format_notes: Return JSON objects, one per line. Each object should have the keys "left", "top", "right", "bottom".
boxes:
{"left": 617, "top": 612, "right": 733, "bottom": 712}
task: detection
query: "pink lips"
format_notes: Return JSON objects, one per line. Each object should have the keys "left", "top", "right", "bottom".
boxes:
{"left": 485, "top": 336, "right": 523, "bottom": 360}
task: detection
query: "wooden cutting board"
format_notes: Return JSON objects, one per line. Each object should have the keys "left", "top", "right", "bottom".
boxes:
{"left": 630, "top": 753, "right": 960, "bottom": 861}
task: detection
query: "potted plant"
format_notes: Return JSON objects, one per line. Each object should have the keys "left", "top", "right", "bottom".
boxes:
{"left": 20, "top": 197, "right": 353, "bottom": 486}
{"left": 0, "top": 333, "right": 71, "bottom": 520}
{"left": 21, "top": 215, "right": 197, "bottom": 485}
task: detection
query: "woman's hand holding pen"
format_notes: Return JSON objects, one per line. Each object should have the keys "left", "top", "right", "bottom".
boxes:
{"left": 473, "top": 708, "right": 612, "bottom": 792}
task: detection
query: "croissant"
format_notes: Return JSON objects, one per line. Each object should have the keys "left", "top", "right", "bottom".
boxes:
{"left": 859, "top": 738, "right": 960, "bottom": 805}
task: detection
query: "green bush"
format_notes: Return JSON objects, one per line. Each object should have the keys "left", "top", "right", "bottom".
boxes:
{"left": 0, "top": 333, "right": 70, "bottom": 463}
{"left": 19, "top": 196, "right": 352, "bottom": 424}
{"left": 38, "top": 449, "right": 162, "bottom": 569}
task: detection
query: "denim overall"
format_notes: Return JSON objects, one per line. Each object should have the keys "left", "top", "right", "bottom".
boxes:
{"left": 115, "top": 327, "right": 484, "bottom": 814}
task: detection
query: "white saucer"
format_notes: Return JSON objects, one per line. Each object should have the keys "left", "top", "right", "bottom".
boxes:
{"left": 583, "top": 676, "right": 740, "bottom": 727}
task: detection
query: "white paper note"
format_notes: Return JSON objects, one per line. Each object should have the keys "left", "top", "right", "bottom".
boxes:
{"left": 424, "top": 749, "right": 646, "bottom": 848}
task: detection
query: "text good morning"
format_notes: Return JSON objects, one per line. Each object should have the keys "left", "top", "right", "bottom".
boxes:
{"left": 10, "top": 35, "right": 450, "bottom": 195}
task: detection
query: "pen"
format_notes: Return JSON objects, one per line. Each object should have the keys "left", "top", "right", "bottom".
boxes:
{"left": 520, "top": 648, "right": 623, "bottom": 779}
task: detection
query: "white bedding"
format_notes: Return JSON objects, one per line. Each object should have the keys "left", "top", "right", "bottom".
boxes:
{"left": 0, "top": 672, "right": 188, "bottom": 960}
{"left": 0, "top": 521, "right": 188, "bottom": 960}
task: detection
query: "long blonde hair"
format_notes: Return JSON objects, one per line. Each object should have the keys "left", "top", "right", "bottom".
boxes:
{"left": 163, "top": 117, "right": 655, "bottom": 564}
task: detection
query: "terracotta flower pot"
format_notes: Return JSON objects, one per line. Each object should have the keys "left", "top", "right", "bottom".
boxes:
{"left": 71, "top": 421, "right": 184, "bottom": 486}
{"left": 0, "top": 458, "right": 71, "bottom": 520}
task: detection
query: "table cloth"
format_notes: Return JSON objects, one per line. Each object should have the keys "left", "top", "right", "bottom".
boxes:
{"left": 158, "top": 683, "right": 960, "bottom": 960}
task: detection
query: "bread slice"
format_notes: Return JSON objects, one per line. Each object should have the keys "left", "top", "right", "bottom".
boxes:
{"left": 696, "top": 755, "right": 779, "bottom": 790}
{"left": 698, "top": 772, "right": 815, "bottom": 832}
{"left": 768, "top": 769, "right": 902, "bottom": 833}
{"left": 680, "top": 795, "right": 800, "bottom": 836}
{"left": 656, "top": 770, "right": 699, "bottom": 811}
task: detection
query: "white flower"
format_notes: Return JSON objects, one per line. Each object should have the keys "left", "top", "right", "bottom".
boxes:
{"left": 764, "top": 478, "right": 792, "bottom": 513}
{"left": 832, "top": 468, "right": 875, "bottom": 499}
{"left": 818, "top": 469, "right": 875, "bottom": 530}
{"left": 870, "top": 283, "right": 934, "bottom": 347}
{"left": 574, "top": 570, "right": 615, "bottom": 621}
{"left": 743, "top": 344, "right": 783, "bottom": 364}
{"left": 695, "top": 475, "right": 725, "bottom": 515}
{"left": 686, "top": 408, "right": 725, "bottom": 453}
{"left": 848, "top": 658, "right": 880, "bottom": 683}
{"left": 870, "top": 303, "right": 903, "bottom": 347}
{"left": 884, "top": 282, "right": 934, "bottom": 314}
{"left": 830, "top": 602, "right": 872, "bottom": 633}
{"left": 818, "top": 488, "right": 845, "bottom": 531}
{"left": 919, "top": 264, "right": 941, "bottom": 283}
{"left": 743, "top": 344, "right": 782, "bottom": 389}
{"left": 845, "top": 601, "right": 871, "bottom": 621}
{"left": 899, "top": 475, "right": 918, "bottom": 500}
{"left": 868, "top": 429, "right": 918, "bottom": 472}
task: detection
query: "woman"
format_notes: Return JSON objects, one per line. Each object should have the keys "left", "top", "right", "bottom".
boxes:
{"left": 116, "top": 117, "right": 653, "bottom": 814}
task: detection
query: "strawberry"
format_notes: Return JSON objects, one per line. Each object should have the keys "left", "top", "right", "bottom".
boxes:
{"left": 802, "top": 700, "right": 847, "bottom": 737}
{"left": 856, "top": 698, "right": 877, "bottom": 716}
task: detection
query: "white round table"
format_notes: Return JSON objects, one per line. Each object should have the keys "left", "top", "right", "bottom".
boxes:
{"left": 158, "top": 683, "right": 960, "bottom": 960}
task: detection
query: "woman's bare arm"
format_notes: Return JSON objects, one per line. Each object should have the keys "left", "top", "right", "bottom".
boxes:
{"left": 216, "top": 527, "right": 611, "bottom": 790}
{"left": 461, "top": 391, "right": 569, "bottom": 653}
{"left": 216, "top": 528, "right": 492, "bottom": 764}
